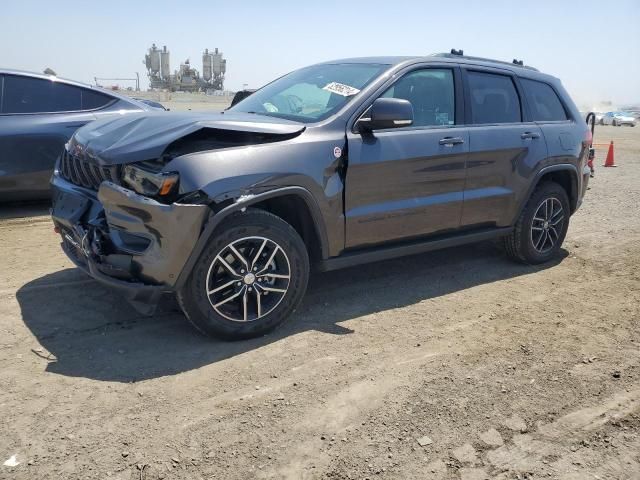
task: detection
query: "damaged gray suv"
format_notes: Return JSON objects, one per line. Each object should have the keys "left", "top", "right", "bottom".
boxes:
{"left": 51, "top": 52, "right": 591, "bottom": 340}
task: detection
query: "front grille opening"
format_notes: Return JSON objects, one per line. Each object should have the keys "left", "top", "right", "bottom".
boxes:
{"left": 59, "top": 149, "right": 121, "bottom": 190}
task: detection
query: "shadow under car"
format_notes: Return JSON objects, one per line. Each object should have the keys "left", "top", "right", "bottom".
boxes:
{"left": 16, "top": 241, "right": 567, "bottom": 382}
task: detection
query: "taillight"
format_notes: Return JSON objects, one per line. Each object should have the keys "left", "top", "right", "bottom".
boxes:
{"left": 585, "top": 127, "right": 593, "bottom": 145}
{"left": 584, "top": 112, "right": 596, "bottom": 146}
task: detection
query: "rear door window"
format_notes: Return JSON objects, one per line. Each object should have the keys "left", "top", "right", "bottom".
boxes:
{"left": 2, "top": 75, "right": 82, "bottom": 114}
{"left": 520, "top": 78, "right": 568, "bottom": 121}
{"left": 467, "top": 71, "right": 521, "bottom": 124}
{"left": 81, "top": 89, "right": 114, "bottom": 110}
{"left": 381, "top": 69, "right": 456, "bottom": 127}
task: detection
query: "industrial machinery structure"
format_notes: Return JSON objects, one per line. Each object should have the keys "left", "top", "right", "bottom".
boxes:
{"left": 143, "top": 44, "right": 226, "bottom": 92}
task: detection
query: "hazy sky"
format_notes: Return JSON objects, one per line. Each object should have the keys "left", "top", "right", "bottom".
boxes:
{"left": 1, "top": 0, "right": 638, "bottom": 107}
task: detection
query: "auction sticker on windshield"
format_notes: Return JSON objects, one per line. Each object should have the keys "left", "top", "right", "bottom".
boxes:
{"left": 323, "top": 82, "right": 360, "bottom": 97}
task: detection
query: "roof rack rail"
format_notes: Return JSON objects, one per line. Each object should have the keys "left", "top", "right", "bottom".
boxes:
{"left": 430, "top": 51, "right": 539, "bottom": 72}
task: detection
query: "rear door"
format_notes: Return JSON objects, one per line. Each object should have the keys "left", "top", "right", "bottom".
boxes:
{"left": 520, "top": 77, "right": 580, "bottom": 169}
{"left": 0, "top": 75, "right": 108, "bottom": 201}
{"left": 461, "top": 68, "right": 547, "bottom": 228}
{"left": 345, "top": 66, "right": 468, "bottom": 248}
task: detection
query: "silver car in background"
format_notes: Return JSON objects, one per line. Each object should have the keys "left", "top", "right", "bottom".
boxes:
{"left": 600, "top": 111, "right": 637, "bottom": 126}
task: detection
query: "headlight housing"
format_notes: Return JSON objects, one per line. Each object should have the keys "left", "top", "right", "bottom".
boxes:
{"left": 122, "top": 162, "right": 179, "bottom": 199}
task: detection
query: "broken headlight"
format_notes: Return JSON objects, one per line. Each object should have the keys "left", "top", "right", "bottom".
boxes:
{"left": 122, "top": 162, "right": 179, "bottom": 199}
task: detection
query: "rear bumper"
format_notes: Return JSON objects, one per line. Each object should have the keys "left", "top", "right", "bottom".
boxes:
{"left": 51, "top": 173, "right": 209, "bottom": 301}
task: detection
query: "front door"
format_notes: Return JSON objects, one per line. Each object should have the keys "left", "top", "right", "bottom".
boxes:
{"left": 345, "top": 67, "right": 468, "bottom": 248}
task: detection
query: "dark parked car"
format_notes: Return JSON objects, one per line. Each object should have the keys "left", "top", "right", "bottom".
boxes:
{"left": 0, "top": 70, "right": 156, "bottom": 201}
{"left": 50, "top": 52, "right": 591, "bottom": 340}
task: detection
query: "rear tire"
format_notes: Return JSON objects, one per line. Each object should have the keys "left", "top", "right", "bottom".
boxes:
{"left": 504, "top": 182, "right": 570, "bottom": 264}
{"left": 177, "top": 209, "right": 309, "bottom": 340}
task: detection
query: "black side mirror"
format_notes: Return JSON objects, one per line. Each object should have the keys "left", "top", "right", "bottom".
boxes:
{"left": 358, "top": 98, "right": 414, "bottom": 131}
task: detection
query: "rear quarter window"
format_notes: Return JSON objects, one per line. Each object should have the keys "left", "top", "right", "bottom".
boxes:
{"left": 520, "top": 78, "right": 568, "bottom": 121}
{"left": 81, "top": 89, "right": 114, "bottom": 110}
{"left": 467, "top": 71, "right": 522, "bottom": 124}
{"left": 2, "top": 75, "right": 82, "bottom": 114}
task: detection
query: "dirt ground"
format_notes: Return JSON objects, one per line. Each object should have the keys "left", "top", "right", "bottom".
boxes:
{"left": 1, "top": 125, "right": 638, "bottom": 480}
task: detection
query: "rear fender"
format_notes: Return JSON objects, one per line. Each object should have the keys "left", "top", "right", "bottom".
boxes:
{"left": 515, "top": 164, "right": 579, "bottom": 220}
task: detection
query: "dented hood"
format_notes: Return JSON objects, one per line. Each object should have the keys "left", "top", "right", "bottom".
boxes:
{"left": 71, "top": 111, "right": 306, "bottom": 165}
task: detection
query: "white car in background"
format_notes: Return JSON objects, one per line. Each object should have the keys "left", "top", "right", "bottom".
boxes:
{"left": 600, "top": 111, "right": 637, "bottom": 126}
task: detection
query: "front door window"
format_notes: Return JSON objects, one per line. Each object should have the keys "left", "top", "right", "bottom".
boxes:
{"left": 381, "top": 69, "right": 455, "bottom": 127}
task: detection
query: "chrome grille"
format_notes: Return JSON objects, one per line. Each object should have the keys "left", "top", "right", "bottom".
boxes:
{"left": 59, "top": 149, "right": 121, "bottom": 190}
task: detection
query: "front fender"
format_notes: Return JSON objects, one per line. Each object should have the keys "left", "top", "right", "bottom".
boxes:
{"left": 174, "top": 186, "right": 330, "bottom": 289}
{"left": 166, "top": 128, "right": 347, "bottom": 269}
{"left": 166, "top": 137, "right": 341, "bottom": 199}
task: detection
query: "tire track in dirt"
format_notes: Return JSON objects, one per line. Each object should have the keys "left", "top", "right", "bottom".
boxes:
{"left": 483, "top": 388, "right": 640, "bottom": 478}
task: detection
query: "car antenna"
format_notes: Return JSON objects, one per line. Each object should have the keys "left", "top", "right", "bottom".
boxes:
{"left": 450, "top": 48, "right": 464, "bottom": 56}
{"left": 512, "top": 59, "right": 524, "bottom": 66}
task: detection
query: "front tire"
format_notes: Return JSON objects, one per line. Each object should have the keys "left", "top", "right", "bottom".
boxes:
{"left": 177, "top": 210, "right": 309, "bottom": 340}
{"left": 504, "top": 182, "right": 570, "bottom": 264}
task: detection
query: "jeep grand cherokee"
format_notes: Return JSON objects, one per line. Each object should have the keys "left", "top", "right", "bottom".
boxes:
{"left": 50, "top": 52, "right": 591, "bottom": 340}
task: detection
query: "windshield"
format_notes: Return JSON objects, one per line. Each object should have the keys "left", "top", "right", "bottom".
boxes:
{"left": 229, "top": 63, "right": 389, "bottom": 122}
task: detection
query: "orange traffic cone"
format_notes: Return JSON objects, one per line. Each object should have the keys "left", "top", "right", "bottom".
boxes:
{"left": 603, "top": 141, "right": 616, "bottom": 167}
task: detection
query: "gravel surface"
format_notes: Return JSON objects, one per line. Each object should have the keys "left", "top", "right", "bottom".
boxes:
{"left": 0, "top": 125, "right": 638, "bottom": 479}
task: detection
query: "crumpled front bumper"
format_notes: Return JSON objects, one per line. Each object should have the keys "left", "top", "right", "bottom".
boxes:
{"left": 50, "top": 174, "right": 209, "bottom": 306}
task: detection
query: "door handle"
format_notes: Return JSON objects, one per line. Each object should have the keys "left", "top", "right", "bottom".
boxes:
{"left": 521, "top": 131, "right": 541, "bottom": 140}
{"left": 439, "top": 136, "right": 465, "bottom": 146}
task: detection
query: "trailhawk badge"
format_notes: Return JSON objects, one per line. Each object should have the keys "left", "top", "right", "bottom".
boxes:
{"left": 333, "top": 146, "right": 342, "bottom": 158}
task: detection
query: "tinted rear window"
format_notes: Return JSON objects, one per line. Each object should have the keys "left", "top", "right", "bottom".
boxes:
{"left": 521, "top": 78, "right": 568, "bottom": 121}
{"left": 467, "top": 71, "right": 521, "bottom": 124}
{"left": 2, "top": 75, "right": 84, "bottom": 114}
{"left": 81, "top": 89, "right": 114, "bottom": 110}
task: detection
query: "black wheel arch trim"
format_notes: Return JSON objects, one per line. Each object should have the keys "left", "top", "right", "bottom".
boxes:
{"left": 517, "top": 164, "right": 579, "bottom": 220}
{"left": 174, "top": 186, "right": 329, "bottom": 289}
